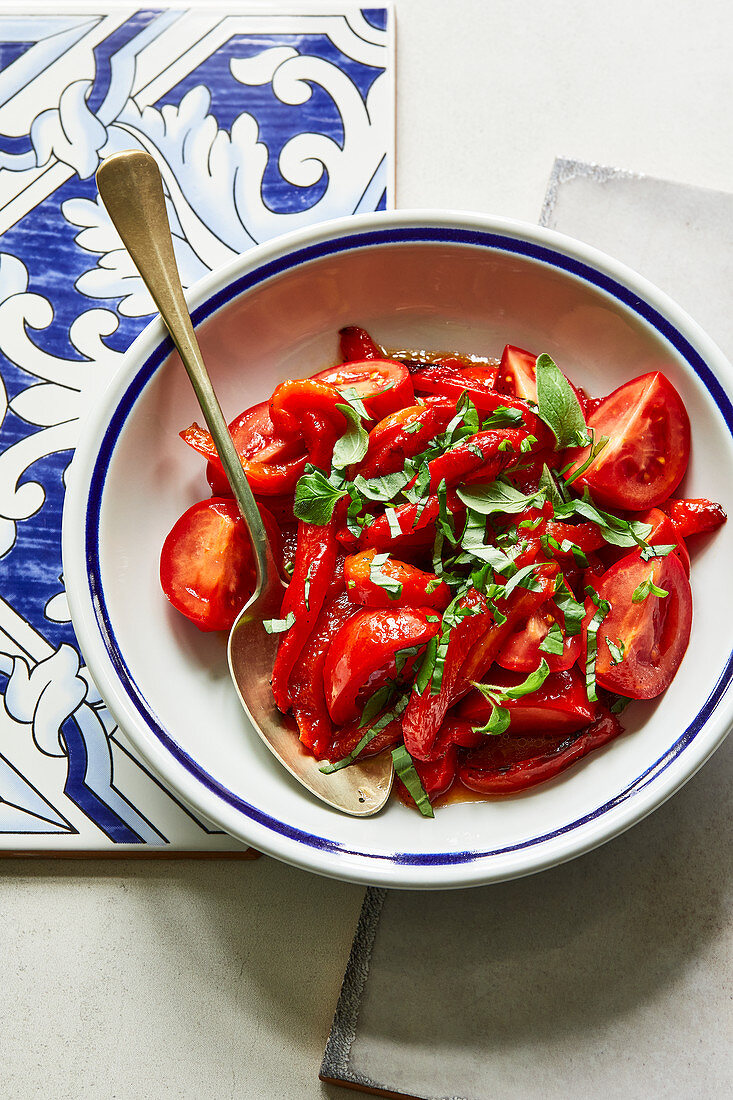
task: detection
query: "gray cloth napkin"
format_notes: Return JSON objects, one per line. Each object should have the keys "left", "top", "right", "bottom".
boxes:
{"left": 320, "top": 158, "right": 733, "bottom": 1100}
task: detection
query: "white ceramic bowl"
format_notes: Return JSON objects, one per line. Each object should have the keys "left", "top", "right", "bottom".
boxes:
{"left": 62, "top": 211, "right": 733, "bottom": 888}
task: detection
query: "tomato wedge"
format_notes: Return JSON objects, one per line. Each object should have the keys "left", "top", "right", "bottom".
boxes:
{"left": 159, "top": 498, "right": 280, "bottom": 632}
{"left": 323, "top": 606, "right": 439, "bottom": 725}
{"left": 564, "top": 372, "right": 691, "bottom": 510}
{"left": 180, "top": 401, "right": 307, "bottom": 496}
{"left": 496, "top": 599, "right": 582, "bottom": 673}
{"left": 583, "top": 549, "right": 692, "bottom": 699}
{"left": 313, "top": 359, "right": 414, "bottom": 421}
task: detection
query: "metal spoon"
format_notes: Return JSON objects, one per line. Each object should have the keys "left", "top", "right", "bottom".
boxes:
{"left": 95, "top": 149, "right": 394, "bottom": 816}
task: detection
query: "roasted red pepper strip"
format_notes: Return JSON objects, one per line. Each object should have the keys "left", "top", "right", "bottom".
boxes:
{"left": 326, "top": 715, "right": 402, "bottom": 763}
{"left": 454, "top": 562, "right": 560, "bottom": 696}
{"left": 269, "top": 379, "right": 349, "bottom": 437}
{"left": 288, "top": 591, "right": 357, "bottom": 759}
{"left": 413, "top": 369, "right": 553, "bottom": 446}
{"left": 360, "top": 401, "right": 455, "bottom": 478}
{"left": 402, "top": 588, "right": 493, "bottom": 761}
{"left": 458, "top": 710, "right": 623, "bottom": 794}
{"left": 271, "top": 516, "right": 340, "bottom": 712}
{"left": 344, "top": 549, "right": 452, "bottom": 610}
{"left": 323, "top": 605, "right": 440, "bottom": 725}
{"left": 459, "top": 666, "right": 597, "bottom": 736}
{"left": 420, "top": 428, "right": 531, "bottom": 493}
{"left": 343, "top": 490, "right": 465, "bottom": 552}
{"left": 663, "top": 497, "right": 727, "bottom": 538}
{"left": 413, "top": 361, "right": 498, "bottom": 398}
{"left": 339, "top": 325, "right": 383, "bottom": 362}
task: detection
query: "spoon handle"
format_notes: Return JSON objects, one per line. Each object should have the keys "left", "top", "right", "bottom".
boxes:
{"left": 96, "top": 149, "right": 277, "bottom": 594}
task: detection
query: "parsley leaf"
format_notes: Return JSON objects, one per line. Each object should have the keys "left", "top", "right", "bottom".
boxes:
{"left": 293, "top": 466, "right": 347, "bottom": 525}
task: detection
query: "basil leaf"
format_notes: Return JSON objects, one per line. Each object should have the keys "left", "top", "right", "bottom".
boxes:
{"left": 483, "top": 406, "right": 524, "bottom": 428}
{"left": 353, "top": 470, "right": 411, "bottom": 503}
{"left": 502, "top": 562, "right": 541, "bottom": 598}
{"left": 632, "top": 575, "right": 669, "bottom": 602}
{"left": 337, "top": 386, "right": 371, "bottom": 421}
{"left": 473, "top": 703, "right": 511, "bottom": 737}
{"left": 538, "top": 463, "right": 567, "bottom": 506}
{"left": 584, "top": 586, "right": 611, "bottom": 702}
{"left": 391, "top": 744, "right": 434, "bottom": 817}
{"left": 369, "top": 553, "right": 403, "bottom": 601}
{"left": 607, "top": 638, "right": 625, "bottom": 665}
{"left": 293, "top": 466, "right": 347, "bottom": 525}
{"left": 535, "top": 353, "right": 590, "bottom": 449}
{"left": 262, "top": 612, "right": 296, "bottom": 635}
{"left": 554, "top": 576, "right": 586, "bottom": 637}
{"left": 457, "top": 479, "right": 541, "bottom": 516}
{"left": 640, "top": 542, "right": 677, "bottom": 562}
{"left": 539, "top": 622, "right": 565, "bottom": 655}
{"left": 413, "top": 634, "right": 439, "bottom": 695}
{"left": 320, "top": 694, "right": 410, "bottom": 773}
{"left": 500, "top": 658, "right": 551, "bottom": 699}
{"left": 332, "top": 403, "right": 369, "bottom": 471}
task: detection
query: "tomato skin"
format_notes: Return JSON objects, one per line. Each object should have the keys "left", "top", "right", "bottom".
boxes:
{"left": 583, "top": 549, "right": 693, "bottom": 700}
{"left": 458, "top": 711, "right": 623, "bottom": 795}
{"left": 413, "top": 361, "right": 499, "bottom": 401}
{"left": 459, "top": 666, "right": 597, "bottom": 736}
{"left": 496, "top": 345, "right": 538, "bottom": 400}
{"left": 323, "top": 606, "right": 440, "bottom": 725}
{"left": 421, "top": 428, "right": 531, "bottom": 493}
{"left": 344, "top": 550, "right": 451, "bottom": 611}
{"left": 497, "top": 599, "right": 582, "bottom": 673}
{"left": 663, "top": 497, "right": 727, "bottom": 539}
{"left": 313, "top": 359, "right": 414, "bottom": 421}
{"left": 564, "top": 372, "right": 691, "bottom": 510}
{"left": 180, "top": 402, "right": 307, "bottom": 496}
{"left": 159, "top": 498, "right": 280, "bottom": 633}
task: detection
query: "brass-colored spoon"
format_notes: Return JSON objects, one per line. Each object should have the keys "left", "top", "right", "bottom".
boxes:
{"left": 95, "top": 149, "right": 394, "bottom": 816}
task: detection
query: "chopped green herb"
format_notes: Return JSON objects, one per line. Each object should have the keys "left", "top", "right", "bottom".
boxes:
{"left": 563, "top": 429, "right": 609, "bottom": 486}
{"left": 640, "top": 542, "right": 677, "bottom": 562}
{"left": 332, "top": 403, "right": 369, "bottom": 471}
{"left": 457, "top": 479, "right": 541, "bottom": 517}
{"left": 483, "top": 406, "right": 524, "bottom": 428}
{"left": 391, "top": 744, "right": 434, "bottom": 817}
{"left": 369, "top": 552, "right": 403, "bottom": 601}
{"left": 539, "top": 622, "right": 565, "bottom": 655}
{"left": 632, "top": 575, "right": 669, "bottom": 602}
{"left": 473, "top": 703, "right": 511, "bottom": 737}
{"left": 607, "top": 638, "right": 625, "bottom": 665}
{"left": 262, "top": 612, "right": 296, "bottom": 635}
{"left": 293, "top": 465, "right": 347, "bottom": 525}
{"left": 535, "top": 353, "right": 590, "bottom": 449}
{"left": 584, "top": 585, "right": 611, "bottom": 702}
{"left": 554, "top": 576, "right": 586, "bottom": 637}
{"left": 320, "top": 694, "right": 410, "bottom": 773}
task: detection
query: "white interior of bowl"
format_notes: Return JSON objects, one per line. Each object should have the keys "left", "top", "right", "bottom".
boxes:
{"left": 65, "top": 217, "right": 733, "bottom": 887}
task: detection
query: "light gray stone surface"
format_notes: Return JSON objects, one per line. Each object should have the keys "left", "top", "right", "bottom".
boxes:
{"left": 3, "top": 1, "right": 733, "bottom": 1097}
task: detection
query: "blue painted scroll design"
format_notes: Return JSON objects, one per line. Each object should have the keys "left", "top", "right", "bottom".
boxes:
{"left": 0, "top": 7, "right": 392, "bottom": 843}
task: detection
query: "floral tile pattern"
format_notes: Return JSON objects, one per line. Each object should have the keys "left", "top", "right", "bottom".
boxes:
{"left": 0, "top": 5, "right": 393, "bottom": 850}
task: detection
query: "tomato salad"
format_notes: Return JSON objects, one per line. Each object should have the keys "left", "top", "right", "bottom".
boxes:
{"left": 160, "top": 327, "right": 726, "bottom": 816}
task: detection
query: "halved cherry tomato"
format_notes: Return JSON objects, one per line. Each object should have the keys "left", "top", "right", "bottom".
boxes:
{"left": 339, "top": 325, "right": 383, "bottom": 362}
{"left": 180, "top": 401, "right": 307, "bottom": 496}
{"left": 497, "top": 599, "right": 582, "bottom": 673}
{"left": 159, "top": 498, "right": 280, "bottom": 633}
{"left": 323, "top": 606, "right": 440, "bottom": 725}
{"left": 663, "top": 497, "right": 727, "bottom": 539}
{"left": 344, "top": 550, "right": 451, "bottom": 610}
{"left": 564, "top": 372, "right": 691, "bottom": 510}
{"left": 313, "top": 359, "right": 414, "bottom": 421}
{"left": 458, "top": 711, "right": 623, "bottom": 794}
{"left": 459, "top": 666, "right": 597, "bottom": 736}
{"left": 583, "top": 549, "right": 692, "bottom": 699}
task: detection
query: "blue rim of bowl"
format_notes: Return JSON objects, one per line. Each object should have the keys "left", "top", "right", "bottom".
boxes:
{"left": 85, "top": 225, "right": 733, "bottom": 866}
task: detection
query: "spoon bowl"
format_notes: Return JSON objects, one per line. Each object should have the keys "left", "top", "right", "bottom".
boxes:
{"left": 95, "top": 150, "right": 394, "bottom": 817}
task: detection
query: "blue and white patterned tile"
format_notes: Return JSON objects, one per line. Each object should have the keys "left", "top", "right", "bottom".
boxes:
{"left": 0, "top": 4, "right": 394, "bottom": 851}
